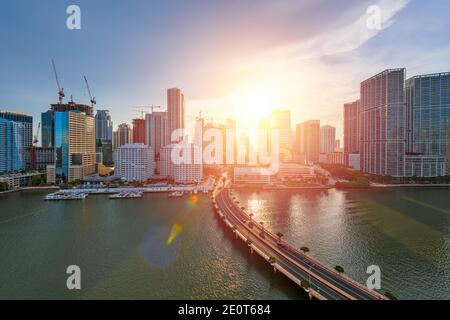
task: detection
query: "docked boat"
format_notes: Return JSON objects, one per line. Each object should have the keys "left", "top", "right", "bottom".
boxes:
{"left": 45, "top": 192, "right": 88, "bottom": 201}
{"left": 168, "top": 191, "right": 184, "bottom": 198}
{"left": 109, "top": 191, "right": 143, "bottom": 199}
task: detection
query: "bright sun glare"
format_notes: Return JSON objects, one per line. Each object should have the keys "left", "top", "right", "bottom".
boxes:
{"left": 232, "top": 90, "right": 276, "bottom": 128}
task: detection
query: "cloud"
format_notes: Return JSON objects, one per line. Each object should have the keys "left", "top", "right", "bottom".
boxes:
{"left": 188, "top": 0, "right": 412, "bottom": 136}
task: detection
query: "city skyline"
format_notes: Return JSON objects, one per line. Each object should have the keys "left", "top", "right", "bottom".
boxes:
{"left": 1, "top": 1, "right": 450, "bottom": 303}
{"left": 2, "top": 0, "right": 450, "bottom": 140}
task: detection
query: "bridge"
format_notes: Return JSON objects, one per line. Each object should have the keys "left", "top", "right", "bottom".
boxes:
{"left": 212, "top": 181, "right": 387, "bottom": 300}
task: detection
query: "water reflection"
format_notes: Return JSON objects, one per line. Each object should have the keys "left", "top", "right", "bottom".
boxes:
{"left": 235, "top": 188, "right": 450, "bottom": 299}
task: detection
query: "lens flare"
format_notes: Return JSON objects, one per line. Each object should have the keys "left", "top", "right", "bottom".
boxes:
{"left": 186, "top": 195, "right": 200, "bottom": 209}
{"left": 189, "top": 195, "right": 198, "bottom": 203}
{"left": 167, "top": 223, "right": 183, "bottom": 245}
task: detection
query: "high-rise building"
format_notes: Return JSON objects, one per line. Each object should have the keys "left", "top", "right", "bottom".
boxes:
{"left": 160, "top": 144, "right": 176, "bottom": 178}
{"left": 25, "top": 146, "right": 55, "bottom": 171}
{"left": 114, "top": 123, "right": 132, "bottom": 149}
{"left": 406, "top": 72, "right": 450, "bottom": 175}
{"left": 159, "top": 143, "right": 203, "bottom": 183}
{"left": 224, "top": 118, "right": 237, "bottom": 165}
{"left": 96, "top": 139, "right": 113, "bottom": 166}
{"left": 360, "top": 69, "right": 406, "bottom": 177}
{"left": 0, "top": 110, "right": 33, "bottom": 148}
{"left": 270, "top": 110, "right": 292, "bottom": 162}
{"left": 132, "top": 118, "right": 145, "bottom": 144}
{"left": 42, "top": 102, "right": 95, "bottom": 149}
{"left": 173, "top": 144, "right": 203, "bottom": 184}
{"left": 95, "top": 110, "right": 113, "bottom": 141}
{"left": 335, "top": 139, "right": 341, "bottom": 151}
{"left": 41, "top": 110, "right": 54, "bottom": 147}
{"left": 145, "top": 111, "right": 168, "bottom": 160}
{"left": 113, "top": 143, "right": 154, "bottom": 182}
{"left": 320, "top": 125, "right": 336, "bottom": 153}
{"left": 167, "top": 88, "right": 185, "bottom": 143}
{"left": 258, "top": 118, "right": 270, "bottom": 164}
{"left": 0, "top": 118, "right": 26, "bottom": 173}
{"left": 94, "top": 110, "right": 113, "bottom": 166}
{"left": 296, "top": 120, "right": 320, "bottom": 164}
{"left": 50, "top": 105, "right": 97, "bottom": 182}
{"left": 343, "top": 100, "right": 360, "bottom": 166}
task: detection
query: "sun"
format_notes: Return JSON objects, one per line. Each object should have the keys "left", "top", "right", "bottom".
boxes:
{"left": 231, "top": 90, "right": 275, "bottom": 128}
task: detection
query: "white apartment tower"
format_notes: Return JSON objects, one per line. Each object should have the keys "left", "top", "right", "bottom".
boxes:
{"left": 113, "top": 143, "right": 154, "bottom": 182}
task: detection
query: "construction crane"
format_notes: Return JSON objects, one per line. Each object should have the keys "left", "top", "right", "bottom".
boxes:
{"left": 83, "top": 75, "right": 96, "bottom": 107}
{"left": 33, "top": 122, "right": 40, "bottom": 145}
{"left": 51, "top": 59, "right": 65, "bottom": 104}
{"left": 132, "top": 105, "right": 162, "bottom": 119}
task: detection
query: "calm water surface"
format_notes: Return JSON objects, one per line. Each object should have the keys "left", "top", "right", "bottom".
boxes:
{"left": 0, "top": 188, "right": 449, "bottom": 299}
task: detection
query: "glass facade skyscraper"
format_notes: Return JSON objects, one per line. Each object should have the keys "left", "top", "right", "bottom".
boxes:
{"left": 52, "top": 110, "right": 96, "bottom": 182}
{"left": 360, "top": 69, "right": 406, "bottom": 177}
{"left": 0, "top": 110, "right": 32, "bottom": 148}
{"left": 0, "top": 118, "right": 25, "bottom": 173}
{"left": 41, "top": 110, "right": 54, "bottom": 147}
{"left": 406, "top": 72, "right": 450, "bottom": 175}
{"left": 95, "top": 110, "right": 113, "bottom": 141}
{"left": 343, "top": 100, "right": 360, "bottom": 167}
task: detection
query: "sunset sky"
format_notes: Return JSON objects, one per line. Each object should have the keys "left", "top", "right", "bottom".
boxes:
{"left": 1, "top": 0, "right": 450, "bottom": 140}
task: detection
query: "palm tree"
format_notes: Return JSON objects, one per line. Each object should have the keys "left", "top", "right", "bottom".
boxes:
{"left": 241, "top": 206, "right": 246, "bottom": 211}
{"left": 268, "top": 256, "right": 276, "bottom": 265}
{"left": 300, "top": 279, "right": 310, "bottom": 291}
{"left": 300, "top": 246, "right": 310, "bottom": 254}
{"left": 276, "top": 232, "right": 283, "bottom": 241}
{"left": 246, "top": 239, "right": 253, "bottom": 246}
{"left": 334, "top": 265, "right": 345, "bottom": 274}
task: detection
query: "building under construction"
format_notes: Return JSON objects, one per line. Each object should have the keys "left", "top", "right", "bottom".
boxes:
{"left": 44, "top": 101, "right": 97, "bottom": 183}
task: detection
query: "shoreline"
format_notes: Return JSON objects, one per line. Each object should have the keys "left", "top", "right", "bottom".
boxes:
{"left": 232, "top": 183, "right": 450, "bottom": 191}
{"left": 0, "top": 186, "right": 59, "bottom": 195}
{"left": 2, "top": 183, "right": 450, "bottom": 197}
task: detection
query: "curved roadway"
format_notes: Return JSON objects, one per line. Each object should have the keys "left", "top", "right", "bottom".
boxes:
{"left": 214, "top": 185, "right": 386, "bottom": 300}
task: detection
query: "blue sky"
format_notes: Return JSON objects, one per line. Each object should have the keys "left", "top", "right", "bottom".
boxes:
{"left": 1, "top": 0, "right": 450, "bottom": 139}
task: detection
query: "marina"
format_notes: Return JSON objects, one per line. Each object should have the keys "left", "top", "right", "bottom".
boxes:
{"left": 41, "top": 182, "right": 214, "bottom": 201}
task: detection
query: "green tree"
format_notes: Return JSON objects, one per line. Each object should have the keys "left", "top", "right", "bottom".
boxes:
{"left": 0, "top": 182, "right": 9, "bottom": 192}
{"left": 334, "top": 265, "right": 345, "bottom": 273}
{"left": 300, "top": 279, "right": 310, "bottom": 290}
{"left": 31, "top": 175, "right": 43, "bottom": 186}
{"left": 300, "top": 246, "right": 310, "bottom": 254}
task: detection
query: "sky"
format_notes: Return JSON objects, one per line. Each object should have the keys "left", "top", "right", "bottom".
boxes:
{"left": 1, "top": 0, "right": 450, "bottom": 141}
